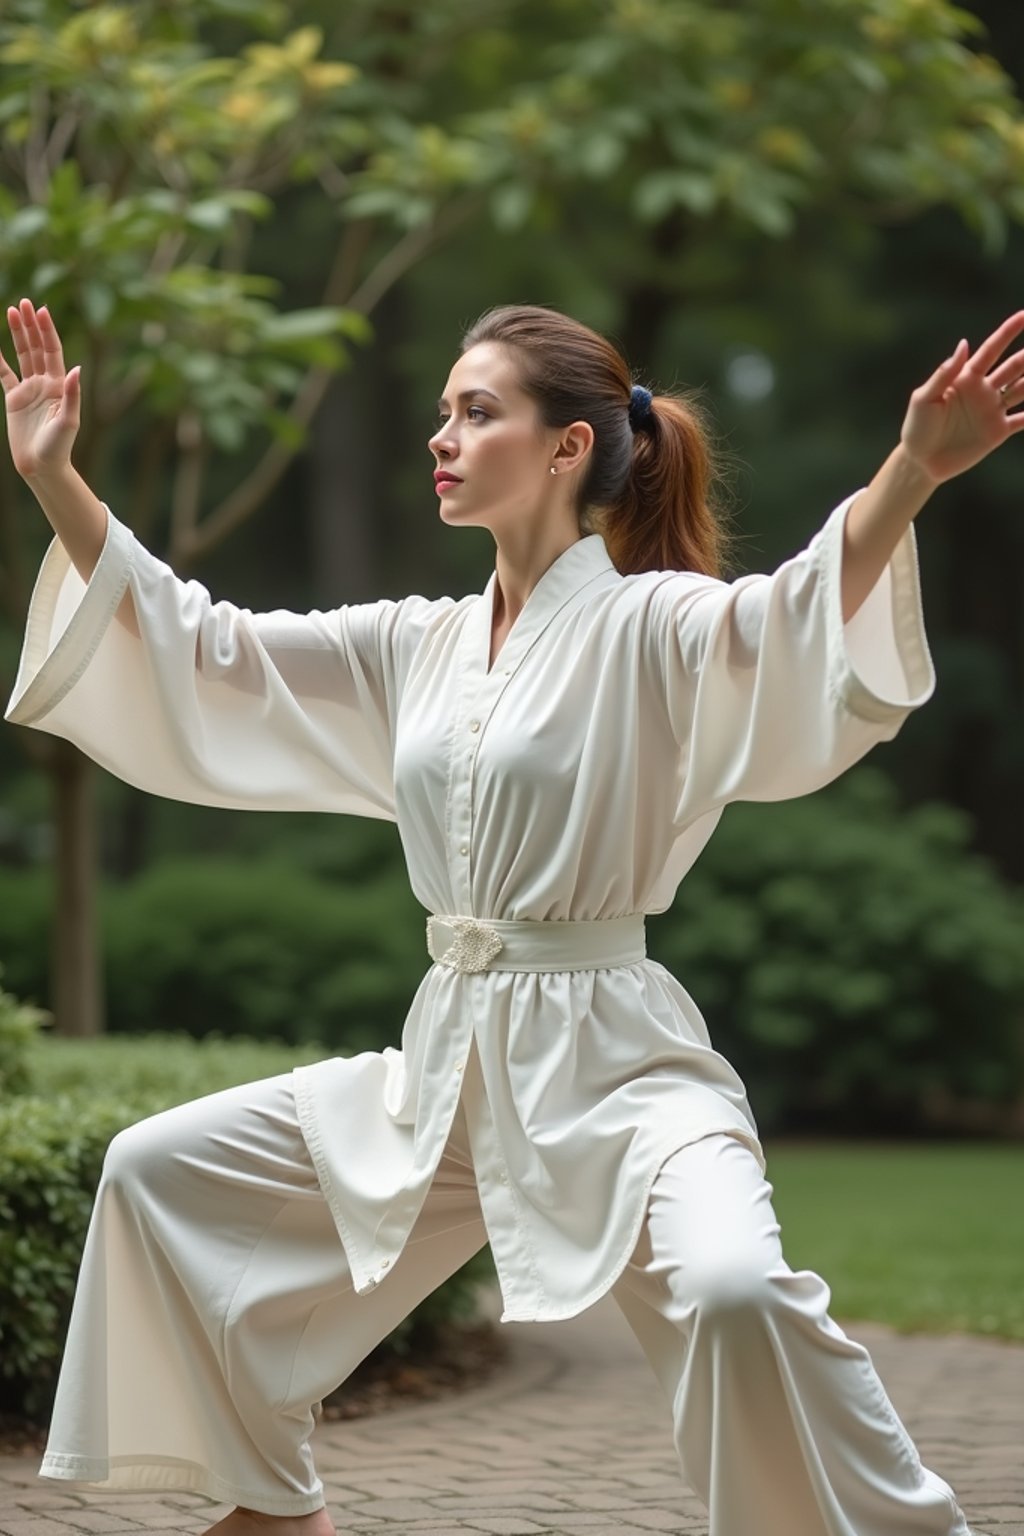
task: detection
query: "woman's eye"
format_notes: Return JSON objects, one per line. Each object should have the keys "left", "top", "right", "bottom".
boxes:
{"left": 434, "top": 407, "right": 488, "bottom": 428}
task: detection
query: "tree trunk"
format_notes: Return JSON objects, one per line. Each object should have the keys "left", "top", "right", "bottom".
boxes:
{"left": 309, "top": 367, "right": 376, "bottom": 605}
{"left": 51, "top": 739, "right": 104, "bottom": 1037}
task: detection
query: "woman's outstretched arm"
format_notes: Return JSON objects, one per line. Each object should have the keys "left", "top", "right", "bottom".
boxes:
{"left": 841, "top": 312, "right": 1024, "bottom": 622}
{"left": 1, "top": 297, "right": 455, "bottom": 819}
{"left": 0, "top": 298, "right": 138, "bottom": 632}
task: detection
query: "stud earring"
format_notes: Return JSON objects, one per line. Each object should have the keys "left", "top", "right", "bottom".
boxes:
{"left": 550, "top": 466, "right": 557, "bottom": 475}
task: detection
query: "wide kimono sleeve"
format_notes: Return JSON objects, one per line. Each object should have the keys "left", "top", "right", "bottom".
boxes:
{"left": 650, "top": 490, "right": 937, "bottom": 824}
{"left": 4, "top": 504, "right": 448, "bottom": 819}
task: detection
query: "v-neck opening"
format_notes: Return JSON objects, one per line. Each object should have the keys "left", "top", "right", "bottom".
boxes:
{"left": 486, "top": 581, "right": 518, "bottom": 676}
{"left": 482, "top": 540, "right": 617, "bottom": 678}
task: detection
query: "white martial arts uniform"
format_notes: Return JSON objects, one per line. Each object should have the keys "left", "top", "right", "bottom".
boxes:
{"left": 4, "top": 493, "right": 975, "bottom": 1533}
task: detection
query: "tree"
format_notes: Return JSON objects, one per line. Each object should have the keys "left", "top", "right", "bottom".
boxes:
{"left": 1, "top": 0, "right": 1022, "bottom": 1034}
{"left": 0, "top": 0, "right": 378, "bottom": 1036}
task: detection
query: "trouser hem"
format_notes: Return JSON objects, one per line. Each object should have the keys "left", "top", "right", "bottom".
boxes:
{"left": 38, "top": 1453, "right": 326, "bottom": 1515}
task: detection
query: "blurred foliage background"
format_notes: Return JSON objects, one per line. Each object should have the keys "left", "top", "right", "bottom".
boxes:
{"left": 1, "top": 0, "right": 1023, "bottom": 1429}
{"left": 0, "top": 0, "right": 1022, "bottom": 1131}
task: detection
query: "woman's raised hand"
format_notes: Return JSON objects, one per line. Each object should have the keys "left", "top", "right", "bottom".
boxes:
{"left": 0, "top": 298, "right": 81, "bottom": 482}
{"left": 901, "top": 310, "right": 1024, "bottom": 484}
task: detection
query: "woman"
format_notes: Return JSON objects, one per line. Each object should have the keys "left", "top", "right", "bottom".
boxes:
{"left": 4, "top": 295, "right": 1022, "bottom": 1536}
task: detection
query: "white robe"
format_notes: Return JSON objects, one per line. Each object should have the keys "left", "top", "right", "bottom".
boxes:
{"left": 4, "top": 493, "right": 935, "bottom": 1323}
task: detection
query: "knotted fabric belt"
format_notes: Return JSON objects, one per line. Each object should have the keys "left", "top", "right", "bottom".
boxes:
{"left": 425, "top": 913, "right": 646, "bottom": 974}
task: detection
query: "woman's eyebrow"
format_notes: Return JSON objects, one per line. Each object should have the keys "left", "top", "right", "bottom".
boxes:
{"left": 436, "top": 387, "right": 502, "bottom": 411}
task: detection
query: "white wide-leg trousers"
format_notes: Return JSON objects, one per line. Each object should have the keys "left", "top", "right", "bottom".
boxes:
{"left": 38, "top": 1061, "right": 974, "bottom": 1535}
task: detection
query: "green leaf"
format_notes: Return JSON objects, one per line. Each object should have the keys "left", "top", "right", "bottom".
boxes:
{"left": 6, "top": 205, "right": 48, "bottom": 243}
{"left": 729, "top": 180, "right": 795, "bottom": 236}
{"left": 490, "top": 182, "right": 532, "bottom": 231}
{"left": 186, "top": 200, "right": 237, "bottom": 233}
{"left": 80, "top": 281, "right": 115, "bottom": 327}
{"left": 262, "top": 306, "right": 354, "bottom": 343}
{"left": 633, "top": 169, "right": 716, "bottom": 223}
{"left": 31, "top": 261, "right": 70, "bottom": 290}
{"left": 264, "top": 409, "right": 309, "bottom": 449}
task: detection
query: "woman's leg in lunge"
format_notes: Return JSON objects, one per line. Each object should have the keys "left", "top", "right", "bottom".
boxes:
{"left": 40, "top": 1070, "right": 489, "bottom": 1536}
{"left": 609, "top": 1133, "right": 974, "bottom": 1536}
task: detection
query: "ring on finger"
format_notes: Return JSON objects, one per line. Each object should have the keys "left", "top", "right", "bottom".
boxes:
{"left": 999, "top": 379, "right": 1014, "bottom": 399}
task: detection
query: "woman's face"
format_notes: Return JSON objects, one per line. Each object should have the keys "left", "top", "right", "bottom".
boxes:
{"left": 428, "top": 342, "right": 560, "bottom": 532}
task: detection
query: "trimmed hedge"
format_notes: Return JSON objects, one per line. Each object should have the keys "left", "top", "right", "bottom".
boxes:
{"left": 0, "top": 1030, "right": 495, "bottom": 1424}
{"left": 0, "top": 857, "right": 424, "bottom": 1051}
{"left": 648, "top": 769, "right": 1024, "bottom": 1133}
{"left": 0, "top": 964, "right": 50, "bottom": 1097}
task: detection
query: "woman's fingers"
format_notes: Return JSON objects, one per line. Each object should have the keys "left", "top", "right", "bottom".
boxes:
{"left": 963, "top": 309, "right": 1024, "bottom": 380}
{"left": 36, "top": 306, "right": 66, "bottom": 378}
{"left": 18, "top": 298, "right": 48, "bottom": 377}
{"left": 987, "top": 344, "right": 1024, "bottom": 394}
{"left": 917, "top": 338, "right": 969, "bottom": 401}
{"left": 8, "top": 302, "right": 43, "bottom": 379}
{"left": 0, "top": 342, "right": 18, "bottom": 394}
{"left": 4, "top": 299, "right": 67, "bottom": 386}
{"left": 7, "top": 305, "right": 35, "bottom": 378}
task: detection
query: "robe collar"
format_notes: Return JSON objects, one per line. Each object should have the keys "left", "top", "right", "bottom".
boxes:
{"left": 468, "top": 532, "right": 618, "bottom": 681}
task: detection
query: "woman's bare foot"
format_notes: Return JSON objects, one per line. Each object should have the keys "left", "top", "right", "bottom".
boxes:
{"left": 201, "top": 1506, "right": 337, "bottom": 1536}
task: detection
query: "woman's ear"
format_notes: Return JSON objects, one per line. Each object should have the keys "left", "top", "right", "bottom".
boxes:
{"left": 552, "top": 420, "right": 594, "bottom": 475}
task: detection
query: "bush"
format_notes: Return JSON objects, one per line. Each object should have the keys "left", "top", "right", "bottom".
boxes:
{"left": 0, "top": 857, "right": 428, "bottom": 1051}
{"left": 648, "top": 769, "right": 1024, "bottom": 1134}
{"left": 0, "top": 867, "right": 51, "bottom": 1009}
{"left": 23, "top": 1030, "right": 330, "bottom": 1103}
{"left": 1, "top": 1091, "right": 152, "bottom": 1420}
{"left": 0, "top": 962, "right": 51, "bottom": 1097}
{"left": 102, "top": 858, "right": 428, "bottom": 1048}
{"left": 0, "top": 1032, "right": 495, "bottom": 1425}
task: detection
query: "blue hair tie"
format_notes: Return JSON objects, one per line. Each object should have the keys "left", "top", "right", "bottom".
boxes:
{"left": 628, "top": 383, "right": 654, "bottom": 432}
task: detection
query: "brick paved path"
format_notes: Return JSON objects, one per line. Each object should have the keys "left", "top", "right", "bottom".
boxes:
{"left": 1, "top": 1291, "right": 1020, "bottom": 1536}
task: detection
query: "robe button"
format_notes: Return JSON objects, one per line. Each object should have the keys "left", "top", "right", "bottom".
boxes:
{"left": 459, "top": 844, "right": 469, "bottom": 856}
{"left": 469, "top": 719, "right": 480, "bottom": 732}
{"left": 455, "top": 1060, "right": 465, "bottom": 1073}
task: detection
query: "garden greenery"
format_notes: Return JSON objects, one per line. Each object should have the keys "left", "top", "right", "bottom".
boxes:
{"left": 0, "top": 1033, "right": 494, "bottom": 1423}
{"left": 649, "top": 770, "right": 1024, "bottom": 1133}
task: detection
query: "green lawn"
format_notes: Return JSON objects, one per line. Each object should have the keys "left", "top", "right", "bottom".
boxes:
{"left": 764, "top": 1142, "right": 1024, "bottom": 1340}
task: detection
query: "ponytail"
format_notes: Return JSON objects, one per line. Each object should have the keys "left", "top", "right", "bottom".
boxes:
{"left": 460, "top": 304, "right": 736, "bottom": 578}
{"left": 591, "top": 389, "right": 735, "bottom": 578}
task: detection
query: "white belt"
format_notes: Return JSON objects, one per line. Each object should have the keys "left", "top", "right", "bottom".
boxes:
{"left": 425, "top": 913, "right": 646, "bottom": 974}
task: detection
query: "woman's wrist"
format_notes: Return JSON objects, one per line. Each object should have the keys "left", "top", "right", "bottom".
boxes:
{"left": 891, "top": 438, "right": 944, "bottom": 495}
{"left": 839, "top": 444, "right": 938, "bottom": 624}
{"left": 23, "top": 459, "right": 80, "bottom": 493}
{"left": 21, "top": 461, "right": 109, "bottom": 585}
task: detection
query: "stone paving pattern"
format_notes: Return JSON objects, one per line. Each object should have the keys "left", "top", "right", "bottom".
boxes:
{"left": 1, "top": 1291, "right": 1020, "bottom": 1536}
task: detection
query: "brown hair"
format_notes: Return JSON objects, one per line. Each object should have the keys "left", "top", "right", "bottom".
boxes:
{"left": 460, "top": 303, "right": 735, "bottom": 577}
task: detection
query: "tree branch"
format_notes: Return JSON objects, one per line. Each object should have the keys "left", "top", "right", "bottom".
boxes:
{"left": 46, "top": 106, "right": 81, "bottom": 173}
{"left": 25, "top": 84, "right": 51, "bottom": 204}
{"left": 183, "top": 195, "right": 480, "bottom": 564}
{"left": 179, "top": 216, "right": 373, "bottom": 564}
{"left": 344, "top": 192, "right": 480, "bottom": 315}
{"left": 0, "top": 469, "right": 28, "bottom": 627}
{"left": 97, "top": 231, "right": 190, "bottom": 425}
{"left": 133, "top": 417, "right": 176, "bottom": 547}
{"left": 0, "top": 471, "right": 56, "bottom": 772}
{"left": 169, "top": 411, "right": 207, "bottom": 562}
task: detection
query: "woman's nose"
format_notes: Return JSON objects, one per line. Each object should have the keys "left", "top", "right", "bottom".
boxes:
{"left": 429, "top": 422, "right": 456, "bottom": 457}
